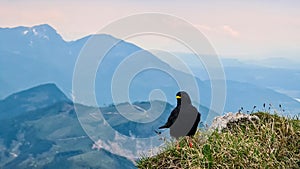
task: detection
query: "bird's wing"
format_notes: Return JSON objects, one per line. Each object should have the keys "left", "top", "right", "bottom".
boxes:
{"left": 159, "top": 107, "right": 179, "bottom": 129}
{"left": 195, "top": 107, "right": 201, "bottom": 124}
{"left": 188, "top": 106, "right": 201, "bottom": 126}
{"left": 196, "top": 111, "right": 201, "bottom": 123}
{"left": 194, "top": 106, "right": 201, "bottom": 119}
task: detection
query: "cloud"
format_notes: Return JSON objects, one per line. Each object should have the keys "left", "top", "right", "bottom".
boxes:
{"left": 222, "top": 25, "right": 240, "bottom": 37}
{"left": 195, "top": 24, "right": 240, "bottom": 38}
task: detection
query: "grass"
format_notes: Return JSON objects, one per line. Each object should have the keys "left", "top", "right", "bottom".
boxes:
{"left": 137, "top": 112, "right": 300, "bottom": 168}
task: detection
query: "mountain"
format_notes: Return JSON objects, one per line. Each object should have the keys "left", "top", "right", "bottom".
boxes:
{"left": 211, "top": 80, "right": 300, "bottom": 113}
{"left": 0, "top": 84, "right": 136, "bottom": 169}
{"left": 0, "top": 24, "right": 210, "bottom": 107}
{"left": 0, "top": 24, "right": 65, "bottom": 51}
{"left": 0, "top": 83, "right": 69, "bottom": 119}
{"left": 247, "top": 57, "right": 300, "bottom": 70}
{"left": 1, "top": 24, "right": 300, "bottom": 115}
{"left": 0, "top": 24, "right": 72, "bottom": 99}
{"left": 223, "top": 64, "right": 300, "bottom": 98}
{"left": 173, "top": 53, "right": 300, "bottom": 113}
{"left": 175, "top": 53, "right": 300, "bottom": 98}
{"left": 0, "top": 24, "right": 122, "bottom": 100}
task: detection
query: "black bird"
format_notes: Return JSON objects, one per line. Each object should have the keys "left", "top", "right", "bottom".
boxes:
{"left": 159, "top": 91, "right": 201, "bottom": 139}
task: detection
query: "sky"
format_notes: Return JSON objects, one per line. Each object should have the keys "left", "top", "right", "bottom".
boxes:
{"left": 0, "top": 0, "right": 300, "bottom": 60}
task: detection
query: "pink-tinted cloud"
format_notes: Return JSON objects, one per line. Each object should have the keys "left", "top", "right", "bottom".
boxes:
{"left": 195, "top": 24, "right": 240, "bottom": 38}
{"left": 222, "top": 25, "right": 240, "bottom": 37}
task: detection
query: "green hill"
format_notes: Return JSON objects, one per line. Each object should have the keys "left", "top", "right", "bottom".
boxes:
{"left": 137, "top": 112, "right": 300, "bottom": 168}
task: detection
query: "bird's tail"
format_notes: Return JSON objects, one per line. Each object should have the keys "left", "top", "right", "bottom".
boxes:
{"left": 158, "top": 125, "right": 167, "bottom": 129}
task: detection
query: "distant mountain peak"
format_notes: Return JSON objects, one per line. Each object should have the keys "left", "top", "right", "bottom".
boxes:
{"left": 6, "top": 83, "right": 69, "bottom": 100}
{"left": 28, "top": 83, "right": 62, "bottom": 91}
{"left": 32, "top": 24, "right": 54, "bottom": 30}
{"left": 0, "top": 24, "right": 68, "bottom": 53}
{"left": 0, "top": 83, "right": 71, "bottom": 119}
{"left": 7, "top": 24, "right": 63, "bottom": 42}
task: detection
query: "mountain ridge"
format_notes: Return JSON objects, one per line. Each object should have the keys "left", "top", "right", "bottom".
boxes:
{"left": 1, "top": 24, "right": 300, "bottom": 115}
{"left": 0, "top": 82, "right": 138, "bottom": 169}
{"left": 0, "top": 83, "right": 70, "bottom": 120}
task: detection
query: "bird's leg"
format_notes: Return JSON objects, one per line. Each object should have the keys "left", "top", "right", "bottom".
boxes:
{"left": 176, "top": 140, "right": 180, "bottom": 150}
{"left": 186, "top": 136, "right": 193, "bottom": 148}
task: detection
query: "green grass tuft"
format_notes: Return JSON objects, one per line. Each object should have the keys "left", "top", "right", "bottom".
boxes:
{"left": 137, "top": 112, "right": 300, "bottom": 168}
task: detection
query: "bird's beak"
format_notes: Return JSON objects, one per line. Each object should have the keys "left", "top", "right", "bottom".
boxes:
{"left": 176, "top": 96, "right": 181, "bottom": 99}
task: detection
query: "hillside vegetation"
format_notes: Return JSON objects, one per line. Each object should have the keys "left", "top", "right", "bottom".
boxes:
{"left": 137, "top": 112, "right": 300, "bottom": 168}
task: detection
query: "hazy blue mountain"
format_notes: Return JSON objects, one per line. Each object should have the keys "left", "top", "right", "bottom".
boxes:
{"left": 95, "top": 49, "right": 210, "bottom": 106}
{"left": 0, "top": 24, "right": 125, "bottom": 100}
{"left": 204, "top": 80, "right": 300, "bottom": 114}
{"left": 0, "top": 83, "right": 136, "bottom": 169}
{"left": 176, "top": 53, "right": 300, "bottom": 99}
{"left": 203, "top": 57, "right": 300, "bottom": 100}
{"left": 0, "top": 24, "right": 73, "bottom": 99}
{"left": 223, "top": 66, "right": 300, "bottom": 98}
{"left": 222, "top": 59, "right": 300, "bottom": 99}
{"left": 0, "top": 24, "right": 210, "bottom": 107}
{"left": 0, "top": 83, "right": 70, "bottom": 120}
{"left": 174, "top": 53, "right": 300, "bottom": 113}
{"left": 246, "top": 57, "right": 300, "bottom": 70}
{"left": 1, "top": 24, "right": 300, "bottom": 114}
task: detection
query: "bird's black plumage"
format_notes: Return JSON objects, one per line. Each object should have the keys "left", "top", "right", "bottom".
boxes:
{"left": 159, "top": 91, "right": 201, "bottom": 139}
